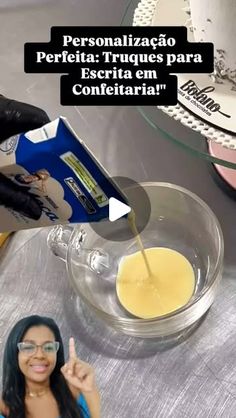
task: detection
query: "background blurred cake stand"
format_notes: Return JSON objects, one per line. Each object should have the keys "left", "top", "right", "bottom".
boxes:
{"left": 122, "top": 0, "right": 236, "bottom": 198}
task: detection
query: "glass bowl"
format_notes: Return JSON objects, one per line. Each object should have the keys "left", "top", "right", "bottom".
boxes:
{"left": 47, "top": 182, "right": 224, "bottom": 339}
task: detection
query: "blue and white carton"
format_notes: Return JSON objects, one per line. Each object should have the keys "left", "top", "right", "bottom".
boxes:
{"left": 0, "top": 117, "right": 127, "bottom": 232}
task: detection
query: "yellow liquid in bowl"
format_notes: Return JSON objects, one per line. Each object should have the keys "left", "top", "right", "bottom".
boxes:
{"left": 116, "top": 247, "right": 195, "bottom": 319}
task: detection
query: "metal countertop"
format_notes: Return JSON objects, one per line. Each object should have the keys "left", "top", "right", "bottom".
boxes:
{"left": 0, "top": 2, "right": 236, "bottom": 417}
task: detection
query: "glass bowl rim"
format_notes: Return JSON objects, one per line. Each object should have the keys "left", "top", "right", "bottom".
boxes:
{"left": 66, "top": 182, "right": 224, "bottom": 325}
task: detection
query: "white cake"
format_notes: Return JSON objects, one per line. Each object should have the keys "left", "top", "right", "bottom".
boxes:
{"left": 188, "top": 0, "right": 236, "bottom": 86}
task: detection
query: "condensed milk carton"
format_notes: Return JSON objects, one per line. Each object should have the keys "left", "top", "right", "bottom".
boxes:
{"left": 0, "top": 117, "right": 127, "bottom": 232}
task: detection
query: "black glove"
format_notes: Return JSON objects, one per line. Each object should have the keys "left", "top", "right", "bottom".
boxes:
{"left": 0, "top": 95, "right": 50, "bottom": 143}
{"left": 0, "top": 95, "right": 50, "bottom": 221}
{"left": 0, "top": 173, "right": 42, "bottom": 220}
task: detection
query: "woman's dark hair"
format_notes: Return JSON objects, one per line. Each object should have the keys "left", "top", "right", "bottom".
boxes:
{"left": 2, "top": 315, "right": 85, "bottom": 418}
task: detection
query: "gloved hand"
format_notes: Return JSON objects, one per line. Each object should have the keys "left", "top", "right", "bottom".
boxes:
{"left": 0, "top": 95, "right": 50, "bottom": 220}
{"left": 0, "top": 95, "right": 50, "bottom": 143}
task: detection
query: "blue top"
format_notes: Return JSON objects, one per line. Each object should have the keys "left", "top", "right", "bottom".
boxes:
{"left": 0, "top": 394, "right": 90, "bottom": 418}
{"left": 77, "top": 393, "right": 90, "bottom": 417}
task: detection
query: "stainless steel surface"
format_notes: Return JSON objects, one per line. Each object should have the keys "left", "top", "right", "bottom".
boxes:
{"left": 0, "top": 1, "right": 236, "bottom": 417}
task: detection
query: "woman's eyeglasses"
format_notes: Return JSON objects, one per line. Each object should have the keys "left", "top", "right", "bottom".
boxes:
{"left": 17, "top": 341, "right": 60, "bottom": 355}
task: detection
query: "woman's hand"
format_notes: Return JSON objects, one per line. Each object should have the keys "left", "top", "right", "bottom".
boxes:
{"left": 61, "top": 337, "right": 96, "bottom": 394}
{"left": 0, "top": 95, "right": 50, "bottom": 143}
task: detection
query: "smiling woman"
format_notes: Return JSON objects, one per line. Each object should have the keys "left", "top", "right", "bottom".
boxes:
{"left": 0, "top": 316, "right": 100, "bottom": 418}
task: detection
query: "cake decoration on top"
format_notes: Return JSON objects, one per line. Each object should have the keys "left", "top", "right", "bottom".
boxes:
{"left": 184, "top": 0, "right": 236, "bottom": 89}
